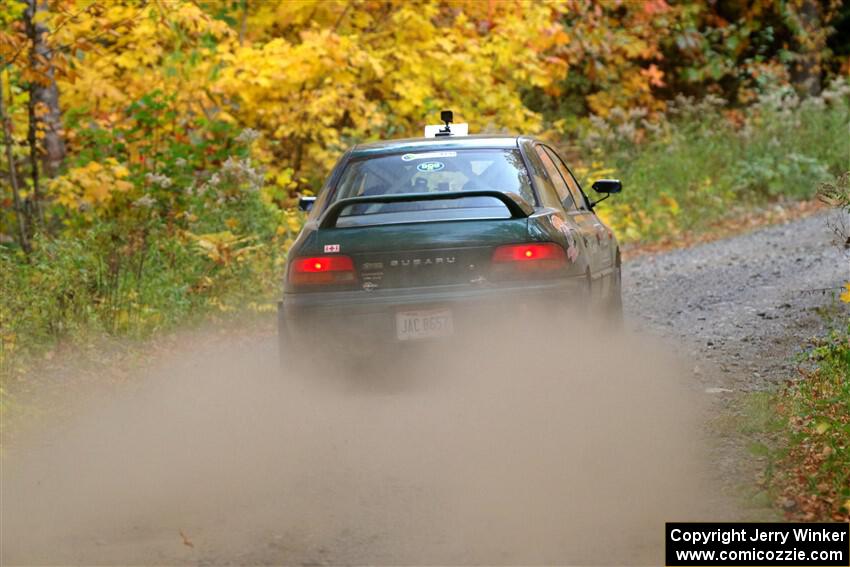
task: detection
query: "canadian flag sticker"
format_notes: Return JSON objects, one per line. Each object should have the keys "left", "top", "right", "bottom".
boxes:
{"left": 324, "top": 244, "right": 340, "bottom": 253}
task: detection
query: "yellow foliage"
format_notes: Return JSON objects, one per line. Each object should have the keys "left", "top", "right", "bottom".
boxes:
{"left": 52, "top": 1, "right": 235, "bottom": 151}
{"left": 285, "top": 213, "right": 303, "bottom": 234}
{"left": 659, "top": 195, "right": 681, "bottom": 216}
{"left": 840, "top": 283, "right": 850, "bottom": 304}
{"left": 50, "top": 158, "right": 134, "bottom": 210}
{"left": 40, "top": 0, "right": 570, "bottom": 192}
{"left": 186, "top": 231, "right": 261, "bottom": 267}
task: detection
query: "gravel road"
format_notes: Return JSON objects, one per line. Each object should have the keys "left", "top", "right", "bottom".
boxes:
{"left": 2, "top": 210, "right": 848, "bottom": 566}
{"left": 624, "top": 210, "right": 849, "bottom": 391}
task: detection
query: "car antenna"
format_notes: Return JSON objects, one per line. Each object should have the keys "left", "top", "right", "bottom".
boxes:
{"left": 435, "top": 110, "right": 453, "bottom": 137}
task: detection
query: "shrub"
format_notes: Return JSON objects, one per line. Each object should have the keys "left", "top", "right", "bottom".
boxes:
{"left": 580, "top": 80, "right": 850, "bottom": 243}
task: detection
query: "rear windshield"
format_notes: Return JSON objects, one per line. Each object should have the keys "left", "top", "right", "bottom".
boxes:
{"left": 329, "top": 149, "right": 534, "bottom": 227}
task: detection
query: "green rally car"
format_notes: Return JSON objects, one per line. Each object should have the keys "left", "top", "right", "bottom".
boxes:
{"left": 278, "top": 119, "right": 622, "bottom": 358}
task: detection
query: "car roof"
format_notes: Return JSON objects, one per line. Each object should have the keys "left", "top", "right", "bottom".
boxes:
{"left": 350, "top": 134, "right": 532, "bottom": 158}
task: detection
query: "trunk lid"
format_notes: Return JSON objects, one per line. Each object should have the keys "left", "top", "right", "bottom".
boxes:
{"left": 315, "top": 219, "right": 529, "bottom": 290}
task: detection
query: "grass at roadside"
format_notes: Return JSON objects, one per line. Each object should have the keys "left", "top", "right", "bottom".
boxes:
{"left": 620, "top": 199, "right": 826, "bottom": 260}
{"left": 735, "top": 319, "right": 850, "bottom": 522}
{"left": 585, "top": 82, "right": 850, "bottom": 244}
{"left": 731, "top": 172, "right": 850, "bottom": 522}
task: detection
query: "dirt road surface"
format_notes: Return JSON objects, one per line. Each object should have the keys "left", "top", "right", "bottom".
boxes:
{"left": 2, "top": 211, "right": 846, "bottom": 566}
{"left": 625, "top": 210, "right": 848, "bottom": 389}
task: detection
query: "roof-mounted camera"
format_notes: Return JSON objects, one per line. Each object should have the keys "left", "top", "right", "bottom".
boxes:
{"left": 423, "top": 110, "right": 469, "bottom": 137}
{"left": 436, "top": 110, "right": 453, "bottom": 137}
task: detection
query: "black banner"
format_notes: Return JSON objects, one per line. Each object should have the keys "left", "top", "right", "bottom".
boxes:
{"left": 666, "top": 522, "right": 849, "bottom": 566}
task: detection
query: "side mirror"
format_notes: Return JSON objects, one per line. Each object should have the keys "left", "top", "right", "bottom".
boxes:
{"left": 591, "top": 179, "right": 622, "bottom": 194}
{"left": 298, "top": 196, "right": 316, "bottom": 212}
{"left": 588, "top": 179, "right": 621, "bottom": 209}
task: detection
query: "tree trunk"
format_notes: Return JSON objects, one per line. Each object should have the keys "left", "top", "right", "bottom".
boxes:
{"left": 24, "top": 0, "right": 66, "bottom": 179}
{"left": 27, "top": 85, "right": 43, "bottom": 226}
{"left": 0, "top": 72, "right": 31, "bottom": 255}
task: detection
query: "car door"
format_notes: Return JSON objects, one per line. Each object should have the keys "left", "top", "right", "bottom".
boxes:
{"left": 534, "top": 145, "right": 604, "bottom": 280}
{"left": 544, "top": 147, "right": 615, "bottom": 274}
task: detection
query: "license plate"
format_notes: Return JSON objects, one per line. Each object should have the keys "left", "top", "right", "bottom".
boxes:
{"left": 395, "top": 308, "right": 454, "bottom": 341}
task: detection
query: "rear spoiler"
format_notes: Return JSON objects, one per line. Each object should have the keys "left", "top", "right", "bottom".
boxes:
{"left": 318, "top": 190, "right": 534, "bottom": 229}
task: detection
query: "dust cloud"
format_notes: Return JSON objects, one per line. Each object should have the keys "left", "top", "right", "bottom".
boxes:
{"left": 2, "top": 313, "right": 728, "bottom": 565}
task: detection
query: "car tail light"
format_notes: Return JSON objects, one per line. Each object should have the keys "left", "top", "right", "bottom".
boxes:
{"left": 289, "top": 255, "right": 357, "bottom": 287}
{"left": 491, "top": 243, "right": 568, "bottom": 278}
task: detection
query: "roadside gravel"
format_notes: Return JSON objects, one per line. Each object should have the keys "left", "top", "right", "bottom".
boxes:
{"left": 623, "top": 210, "right": 849, "bottom": 391}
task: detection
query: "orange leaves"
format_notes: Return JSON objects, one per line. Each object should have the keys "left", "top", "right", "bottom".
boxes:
{"left": 642, "top": 0, "right": 671, "bottom": 16}
{"left": 767, "top": 322, "right": 850, "bottom": 522}
{"left": 179, "top": 529, "right": 194, "bottom": 549}
{"left": 641, "top": 64, "right": 666, "bottom": 88}
{"left": 547, "top": 0, "right": 682, "bottom": 115}
{"left": 0, "top": 28, "right": 27, "bottom": 68}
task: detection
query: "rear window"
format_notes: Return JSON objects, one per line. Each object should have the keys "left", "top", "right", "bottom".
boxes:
{"left": 329, "top": 149, "right": 534, "bottom": 227}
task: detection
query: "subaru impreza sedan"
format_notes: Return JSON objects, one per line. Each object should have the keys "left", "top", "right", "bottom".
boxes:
{"left": 278, "top": 132, "right": 622, "bottom": 359}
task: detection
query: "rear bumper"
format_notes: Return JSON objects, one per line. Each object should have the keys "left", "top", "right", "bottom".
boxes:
{"left": 279, "top": 278, "right": 586, "bottom": 350}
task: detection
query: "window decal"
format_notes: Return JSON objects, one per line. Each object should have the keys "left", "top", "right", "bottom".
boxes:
{"left": 416, "top": 161, "right": 445, "bottom": 172}
{"left": 401, "top": 151, "right": 457, "bottom": 161}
